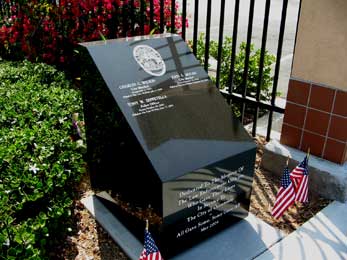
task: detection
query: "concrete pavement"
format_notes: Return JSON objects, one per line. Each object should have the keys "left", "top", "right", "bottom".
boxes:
{"left": 255, "top": 201, "right": 347, "bottom": 260}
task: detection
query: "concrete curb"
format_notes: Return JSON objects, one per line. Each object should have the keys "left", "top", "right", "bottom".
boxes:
{"left": 261, "top": 140, "right": 347, "bottom": 202}
{"left": 81, "top": 193, "right": 143, "bottom": 260}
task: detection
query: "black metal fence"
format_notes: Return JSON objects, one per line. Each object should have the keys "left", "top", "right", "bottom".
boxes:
{"left": 152, "top": 0, "right": 295, "bottom": 141}
{"left": 184, "top": 0, "right": 291, "bottom": 141}
{"left": 0, "top": 0, "right": 300, "bottom": 141}
{"left": 172, "top": 0, "right": 295, "bottom": 141}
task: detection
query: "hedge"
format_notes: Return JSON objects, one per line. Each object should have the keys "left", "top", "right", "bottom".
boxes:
{"left": 0, "top": 60, "right": 85, "bottom": 259}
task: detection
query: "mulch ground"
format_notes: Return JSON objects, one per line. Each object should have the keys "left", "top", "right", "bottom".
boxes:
{"left": 54, "top": 136, "right": 331, "bottom": 259}
{"left": 250, "top": 136, "right": 331, "bottom": 234}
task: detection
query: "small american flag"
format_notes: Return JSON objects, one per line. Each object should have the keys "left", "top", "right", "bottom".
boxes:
{"left": 290, "top": 156, "right": 309, "bottom": 203}
{"left": 139, "top": 229, "right": 163, "bottom": 260}
{"left": 272, "top": 166, "right": 296, "bottom": 219}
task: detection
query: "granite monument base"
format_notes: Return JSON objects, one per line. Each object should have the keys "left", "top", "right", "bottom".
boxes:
{"left": 81, "top": 193, "right": 284, "bottom": 260}
{"left": 79, "top": 34, "right": 256, "bottom": 257}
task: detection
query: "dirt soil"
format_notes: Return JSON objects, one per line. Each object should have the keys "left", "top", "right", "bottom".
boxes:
{"left": 250, "top": 136, "right": 330, "bottom": 234}
{"left": 54, "top": 136, "right": 331, "bottom": 259}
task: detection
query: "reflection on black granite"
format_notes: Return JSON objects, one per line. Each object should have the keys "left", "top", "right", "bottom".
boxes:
{"left": 80, "top": 34, "right": 256, "bottom": 258}
{"left": 81, "top": 34, "right": 254, "bottom": 182}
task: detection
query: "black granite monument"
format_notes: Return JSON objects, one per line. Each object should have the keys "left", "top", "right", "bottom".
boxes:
{"left": 80, "top": 34, "right": 256, "bottom": 257}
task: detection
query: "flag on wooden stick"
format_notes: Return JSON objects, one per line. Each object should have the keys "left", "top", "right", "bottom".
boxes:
{"left": 272, "top": 166, "right": 296, "bottom": 219}
{"left": 290, "top": 156, "right": 309, "bottom": 203}
{"left": 139, "top": 220, "right": 163, "bottom": 260}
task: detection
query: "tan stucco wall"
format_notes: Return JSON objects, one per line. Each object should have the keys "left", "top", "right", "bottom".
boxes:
{"left": 291, "top": 0, "right": 347, "bottom": 90}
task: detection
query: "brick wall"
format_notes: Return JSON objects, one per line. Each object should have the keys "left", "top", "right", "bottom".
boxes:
{"left": 281, "top": 78, "right": 347, "bottom": 164}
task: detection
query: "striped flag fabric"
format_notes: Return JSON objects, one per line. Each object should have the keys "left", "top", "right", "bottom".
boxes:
{"left": 139, "top": 229, "right": 163, "bottom": 260}
{"left": 290, "top": 156, "right": 309, "bottom": 203}
{"left": 272, "top": 166, "right": 296, "bottom": 219}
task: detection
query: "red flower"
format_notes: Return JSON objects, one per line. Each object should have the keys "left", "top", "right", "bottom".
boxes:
{"left": 0, "top": 0, "right": 186, "bottom": 66}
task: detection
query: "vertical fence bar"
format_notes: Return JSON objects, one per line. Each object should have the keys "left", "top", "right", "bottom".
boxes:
{"left": 0, "top": 0, "right": 3, "bottom": 17}
{"left": 240, "top": 0, "right": 255, "bottom": 124}
{"left": 192, "top": 0, "right": 199, "bottom": 55}
{"left": 150, "top": 0, "right": 154, "bottom": 31}
{"left": 216, "top": 0, "right": 226, "bottom": 89}
{"left": 228, "top": 0, "right": 240, "bottom": 103}
{"left": 266, "top": 0, "right": 289, "bottom": 141}
{"left": 130, "top": 0, "right": 135, "bottom": 35}
{"left": 204, "top": 0, "right": 212, "bottom": 72}
{"left": 140, "top": 0, "right": 145, "bottom": 35}
{"left": 182, "top": 0, "right": 187, "bottom": 40}
{"left": 122, "top": 1, "right": 128, "bottom": 37}
{"left": 160, "top": 0, "right": 164, "bottom": 33}
{"left": 252, "top": 0, "right": 271, "bottom": 137}
{"left": 114, "top": 4, "right": 119, "bottom": 39}
{"left": 171, "top": 0, "right": 176, "bottom": 33}
{"left": 6, "top": 0, "right": 11, "bottom": 17}
{"left": 2, "top": 0, "right": 8, "bottom": 17}
{"left": 292, "top": 0, "right": 302, "bottom": 72}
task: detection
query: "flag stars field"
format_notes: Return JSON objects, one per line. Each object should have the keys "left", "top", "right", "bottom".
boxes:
{"left": 271, "top": 166, "right": 296, "bottom": 219}
{"left": 272, "top": 155, "right": 310, "bottom": 219}
{"left": 139, "top": 221, "right": 163, "bottom": 260}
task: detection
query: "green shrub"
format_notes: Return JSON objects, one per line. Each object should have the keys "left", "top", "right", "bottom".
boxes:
{"left": 192, "top": 34, "right": 276, "bottom": 118}
{"left": 0, "top": 60, "right": 85, "bottom": 259}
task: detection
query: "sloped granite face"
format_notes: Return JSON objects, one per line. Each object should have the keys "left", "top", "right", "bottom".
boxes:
{"left": 80, "top": 34, "right": 256, "bottom": 257}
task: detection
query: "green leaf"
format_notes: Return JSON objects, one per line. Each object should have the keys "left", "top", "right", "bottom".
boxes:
{"left": 0, "top": 60, "right": 85, "bottom": 259}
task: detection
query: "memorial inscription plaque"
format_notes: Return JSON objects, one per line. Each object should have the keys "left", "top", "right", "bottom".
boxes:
{"left": 80, "top": 34, "right": 256, "bottom": 257}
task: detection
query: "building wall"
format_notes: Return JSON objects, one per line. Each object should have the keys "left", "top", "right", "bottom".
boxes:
{"left": 291, "top": 0, "right": 347, "bottom": 90}
{"left": 281, "top": 0, "right": 347, "bottom": 164}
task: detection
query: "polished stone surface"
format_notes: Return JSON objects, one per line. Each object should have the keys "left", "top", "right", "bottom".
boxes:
{"left": 80, "top": 34, "right": 256, "bottom": 257}
{"left": 81, "top": 34, "right": 254, "bottom": 182}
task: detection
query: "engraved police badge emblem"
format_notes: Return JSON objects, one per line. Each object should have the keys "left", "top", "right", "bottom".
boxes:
{"left": 133, "top": 45, "right": 166, "bottom": 76}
